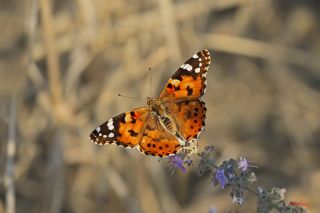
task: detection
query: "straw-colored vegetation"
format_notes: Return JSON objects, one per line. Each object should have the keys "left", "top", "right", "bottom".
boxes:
{"left": 0, "top": 0, "right": 319, "bottom": 212}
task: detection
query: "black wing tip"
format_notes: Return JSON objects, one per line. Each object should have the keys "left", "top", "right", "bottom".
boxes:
{"left": 89, "top": 130, "right": 107, "bottom": 145}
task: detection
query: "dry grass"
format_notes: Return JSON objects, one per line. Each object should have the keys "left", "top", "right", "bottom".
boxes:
{"left": 0, "top": 0, "right": 319, "bottom": 212}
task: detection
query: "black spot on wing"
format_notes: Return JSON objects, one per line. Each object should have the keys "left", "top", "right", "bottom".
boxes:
{"left": 186, "top": 85, "right": 193, "bottom": 96}
{"left": 119, "top": 113, "right": 126, "bottom": 123}
{"left": 175, "top": 75, "right": 183, "bottom": 81}
{"left": 128, "top": 129, "right": 138, "bottom": 137}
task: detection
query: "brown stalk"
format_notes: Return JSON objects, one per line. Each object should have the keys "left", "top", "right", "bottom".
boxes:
{"left": 39, "top": 0, "right": 63, "bottom": 106}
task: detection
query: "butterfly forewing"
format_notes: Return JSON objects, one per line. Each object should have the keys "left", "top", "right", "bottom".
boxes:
{"left": 90, "top": 107, "right": 149, "bottom": 148}
{"left": 159, "top": 49, "right": 211, "bottom": 101}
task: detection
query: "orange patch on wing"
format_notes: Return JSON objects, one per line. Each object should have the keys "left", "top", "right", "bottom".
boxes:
{"left": 165, "top": 75, "right": 203, "bottom": 98}
{"left": 140, "top": 135, "right": 180, "bottom": 157}
{"left": 133, "top": 119, "right": 144, "bottom": 132}
{"left": 116, "top": 123, "right": 136, "bottom": 147}
{"left": 173, "top": 90, "right": 188, "bottom": 98}
{"left": 173, "top": 76, "right": 202, "bottom": 98}
{"left": 116, "top": 111, "right": 146, "bottom": 147}
{"left": 166, "top": 87, "right": 175, "bottom": 94}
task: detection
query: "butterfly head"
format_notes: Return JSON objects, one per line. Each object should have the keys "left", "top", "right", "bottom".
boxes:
{"left": 147, "top": 97, "right": 163, "bottom": 115}
{"left": 146, "top": 97, "right": 154, "bottom": 105}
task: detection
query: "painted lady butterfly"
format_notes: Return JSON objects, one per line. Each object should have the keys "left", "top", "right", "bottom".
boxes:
{"left": 90, "top": 49, "right": 211, "bottom": 157}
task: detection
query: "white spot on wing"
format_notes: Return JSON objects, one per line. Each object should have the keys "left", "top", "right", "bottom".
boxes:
{"left": 181, "top": 64, "right": 193, "bottom": 71}
{"left": 108, "top": 132, "right": 114, "bottom": 138}
{"left": 125, "top": 114, "right": 132, "bottom": 122}
{"left": 193, "top": 54, "right": 198, "bottom": 58}
{"left": 107, "top": 120, "right": 114, "bottom": 130}
{"left": 195, "top": 68, "right": 200, "bottom": 73}
{"left": 185, "top": 64, "right": 193, "bottom": 71}
{"left": 96, "top": 127, "right": 101, "bottom": 132}
{"left": 171, "top": 79, "right": 181, "bottom": 86}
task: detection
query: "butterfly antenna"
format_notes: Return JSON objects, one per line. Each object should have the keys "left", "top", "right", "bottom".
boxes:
{"left": 117, "top": 93, "right": 138, "bottom": 100}
{"left": 149, "top": 67, "right": 152, "bottom": 97}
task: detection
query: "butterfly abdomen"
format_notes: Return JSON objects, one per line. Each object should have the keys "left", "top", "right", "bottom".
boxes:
{"left": 160, "top": 115, "right": 175, "bottom": 133}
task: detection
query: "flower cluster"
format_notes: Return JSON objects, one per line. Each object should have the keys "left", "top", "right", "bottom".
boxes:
{"left": 167, "top": 145, "right": 307, "bottom": 213}
{"left": 212, "top": 158, "right": 257, "bottom": 205}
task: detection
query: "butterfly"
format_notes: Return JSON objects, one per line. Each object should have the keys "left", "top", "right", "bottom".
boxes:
{"left": 89, "top": 49, "right": 210, "bottom": 157}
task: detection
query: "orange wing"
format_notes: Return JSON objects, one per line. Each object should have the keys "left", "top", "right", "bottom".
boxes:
{"left": 164, "top": 100, "right": 206, "bottom": 141}
{"left": 139, "top": 114, "right": 181, "bottom": 157}
{"left": 159, "top": 49, "right": 211, "bottom": 101}
{"left": 89, "top": 107, "right": 149, "bottom": 148}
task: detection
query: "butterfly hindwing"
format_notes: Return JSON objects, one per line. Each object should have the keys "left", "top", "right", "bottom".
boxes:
{"left": 164, "top": 99, "right": 206, "bottom": 142}
{"left": 90, "top": 107, "right": 149, "bottom": 148}
{"left": 139, "top": 114, "right": 181, "bottom": 157}
{"left": 159, "top": 49, "right": 211, "bottom": 101}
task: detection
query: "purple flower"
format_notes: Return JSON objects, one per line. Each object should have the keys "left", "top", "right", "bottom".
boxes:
{"left": 215, "top": 168, "right": 228, "bottom": 189}
{"left": 169, "top": 155, "right": 186, "bottom": 173}
{"left": 238, "top": 157, "right": 249, "bottom": 171}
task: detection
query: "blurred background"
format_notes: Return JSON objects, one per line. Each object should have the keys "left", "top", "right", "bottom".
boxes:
{"left": 0, "top": 0, "right": 319, "bottom": 212}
